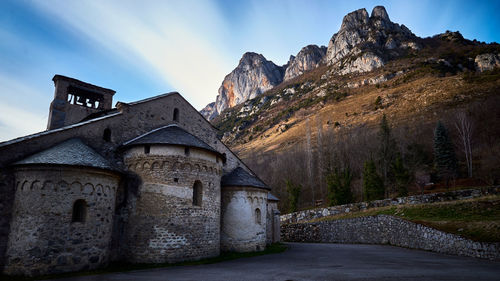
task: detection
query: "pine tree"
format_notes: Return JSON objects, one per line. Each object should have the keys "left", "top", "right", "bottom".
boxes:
{"left": 326, "top": 167, "right": 353, "bottom": 206}
{"left": 434, "top": 121, "right": 458, "bottom": 186}
{"left": 378, "top": 114, "right": 397, "bottom": 192}
{"left": 363, "top": 160, "right": 384, "bottom": 201}
{"left": 391, "top": 153, "right": 410, "bottom": 197}
{"left": 286, "top": 180, "right": 301, "bottom": 213}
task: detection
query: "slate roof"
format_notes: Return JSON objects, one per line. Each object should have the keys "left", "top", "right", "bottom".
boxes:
{"left": 14, "top": 138, "right": 116, "bottom": 171}
{"left": 268, "top": 193, "right": 279, "bottom": 201}
{"left": 122, "top": 124, "right": 219, "bottom": 154}
{"left": 221, "top": 167, "right": 270, "bottom": 190}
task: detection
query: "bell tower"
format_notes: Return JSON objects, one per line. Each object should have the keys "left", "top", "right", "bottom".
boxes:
{"left": 47, "top": 75, "right": 115, "bottom": 130}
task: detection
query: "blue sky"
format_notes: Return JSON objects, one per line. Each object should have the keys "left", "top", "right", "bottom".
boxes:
{"left": 0, "top": 0, "right": 499, "bottom": 141}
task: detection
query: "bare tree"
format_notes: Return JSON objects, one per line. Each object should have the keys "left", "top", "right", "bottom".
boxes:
{"left": 305, "top": 118, "right": 314, "bottom": 205}
{"left": 455, "top": 111, "right": 474, "bottom": 178}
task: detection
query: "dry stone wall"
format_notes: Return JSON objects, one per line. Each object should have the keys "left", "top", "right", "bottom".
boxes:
{"left": 281, "top": 187, "right": 500, "bottom": 224}
{"left": 282, "top": 215, "right": 500, "bottom": 261}
{"left": 4, "top": 166, "right": 119, "bottom": 276}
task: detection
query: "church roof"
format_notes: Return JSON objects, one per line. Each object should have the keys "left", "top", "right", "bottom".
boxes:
{"left": 14, "top": 138, "right": 116, "bottom": 170}
{"left": 221, "top": 167, "right": 270, "bottom": 190}
{"left": 268, "top": 193, "right": 279, "bottom": 201}
{"left": 122, "top": 124, "right": 219, "bottom": 154}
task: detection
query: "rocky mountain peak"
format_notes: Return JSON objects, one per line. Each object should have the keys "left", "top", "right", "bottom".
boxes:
{"left": 340, "top": 8, "right": 369, "bottom": 30}
{"left": 371, "top": 6, "right": 390, "bottom": 21}
{"left": 326, "top": 5, "right": 418, "bottom": 75}
{"left": 284, "top": 45, "right": 327, "bottom": 81}
{"left": 210, "top": 52, "right": 284, "bottom": 118}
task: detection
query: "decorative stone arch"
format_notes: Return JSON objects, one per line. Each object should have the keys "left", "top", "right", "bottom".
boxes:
{"left": 30, "top": 180, "right": 41, "bottom": 191}
{"left": 71, "top": 181, "right": 82, "bottom": 192}
{"left": 42, "top": 180, "right": 54, "bottom": 191}
{"left": 82, "top": 183, "right": 94, "bottom": 195}
{"left": 192, "top": 180, "right": 203, "bottom": 207}
{"left": 152, "top": 161, "right": 160, "bottom": 170}
{"left": 21, "top": 180, "right": 29, "bottom": 192}
{"left": 57, "top": 180, "right": 69, "bottom": 192}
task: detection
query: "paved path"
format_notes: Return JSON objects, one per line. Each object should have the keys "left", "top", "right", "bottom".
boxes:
{"left": 48, "top": 243, "right": 500, "bottom": 281}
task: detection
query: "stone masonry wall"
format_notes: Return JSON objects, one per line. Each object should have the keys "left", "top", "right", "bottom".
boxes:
{"left": 221, "top": 187, "right": 267, "bottom": 252}
{"left": 281, "top": 215, "right": 500, "bottom": 260}
{"left": 123, "top": 147, "right": 222, "bottom": 263}
{"left": 4, "top": 166, "right": 119, "bottom": 276}
{"left": 281, "top": 187, "right": 500, "bottom": 224}
{"left": 0, "top": 170, "right": 15, "bottom": 269}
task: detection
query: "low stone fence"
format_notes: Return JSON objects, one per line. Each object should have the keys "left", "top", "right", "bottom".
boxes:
{"left": 281, "top": 215, "right": 500, "bottom": 260}
{"left": 280, "top": 187, "right": 500, "bottom": 224}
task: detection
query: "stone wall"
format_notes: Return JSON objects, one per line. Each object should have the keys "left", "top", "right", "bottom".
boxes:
{"left": 0, "top": 170, "right": 15, "bottom": 269}
{"left": 123, "top": 146, "right": 222, "bottom": 263}
{"left": 4, "top": 166, "right": 119, "bottom": 276}
{"left": 281, "top": 215, "right": 500, "bottom": 260}
{"left": 281, "top": 187, "right": 500, "bottom": 224}
{"left": 221, "top": 186, "right": 267, "bottom": 252}
{"left": 266, "top": 201, "right": 280, "bottom": 245}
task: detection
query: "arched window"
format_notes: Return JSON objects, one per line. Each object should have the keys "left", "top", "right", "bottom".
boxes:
{"left": 173, "top": 108, "right": 179, "bottom": 122}
{"left": 184, "top": 147, "right": 190, "bottom": 156}
{"left": 103, "top": 128, "right": 111, "bottom": 142}
{"left": 192, "top": 180, "right": 202, "bottom": 206}
{"left": 255, "top": 208, "right": 261, "bottom": 224}
{"left": 144, "top": 145, "right": 150, "bottom": 154}
{"left": 72, "top": 199, "right": 87, "bottom": 223}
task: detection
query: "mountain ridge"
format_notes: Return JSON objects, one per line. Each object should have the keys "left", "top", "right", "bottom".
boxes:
{"left": 202, "top": 6, "right": 421, "bottom": 120}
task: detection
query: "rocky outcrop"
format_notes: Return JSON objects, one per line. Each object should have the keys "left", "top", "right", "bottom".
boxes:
{"left": 284, "top": 45, "right": 327, "bottom": 81}
{"left": 475, "top": 53, "right": 500, "bottom": 72}
{"left": 326, "top": 6, "right": 417, "bottom": 74}
{"left": 200, "top": 102, "right": 217, "bottom": 120}
{"left": 213, "top": 52, "right": 285, "bottom": 117}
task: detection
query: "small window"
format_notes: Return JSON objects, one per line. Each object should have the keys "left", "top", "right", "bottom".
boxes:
{"left": 174, "top": 178, "right": 179, "bottom": 183}
{"left": 103, "top": 128, "right": 111, "bottom": 142}
{"left": 173, "top": 108, "right": 179, "bottom": 122}
{"left": 72, "top": 199, "right": 87, "bottom": 223}
{"left": 255, "top": 208, "right": 261, "bottom": 224}
{"left": 193, "top": 180, "right": 202, "bottom": 206}
{"left": 184, "top": 147, "right": 190, "bottom": 156}
{"left": 144, "top": 145, "right": 150, "bottom": 154}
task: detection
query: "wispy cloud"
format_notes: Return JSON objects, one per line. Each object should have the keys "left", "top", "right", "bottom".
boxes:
{"left": 31, "top": 0, "right": 234, "bottom": 109}
{"left": 0, "top": 73, "right": 47, "bottom": 141}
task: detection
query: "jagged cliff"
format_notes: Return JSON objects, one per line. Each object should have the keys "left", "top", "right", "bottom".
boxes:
{"left": 210, "top": 52, "right": 285, "bottom": 119}
{"left": 325, "top": 6, "right": 417, "bottom": 74}
{"left": 201, "top": 6, "right": 497, "bottom": 122}
{"left": 284, "top": 45, "right": 327, "bottom": 81}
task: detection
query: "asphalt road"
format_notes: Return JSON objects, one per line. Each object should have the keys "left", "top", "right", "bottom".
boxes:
{"left": 47, "top": 243, "right": 500, "bottom": 281}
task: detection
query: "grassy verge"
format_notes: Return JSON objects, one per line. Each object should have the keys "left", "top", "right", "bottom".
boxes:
{"left": 1, "top": 243, "right": 287, "bottom": 281}
{"left": 309, "top": 195, "right": 500, "bottom": 243}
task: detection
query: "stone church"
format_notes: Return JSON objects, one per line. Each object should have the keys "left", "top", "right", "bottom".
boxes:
{"left": 0, "top": 75, "right": 280, "bottom": 277}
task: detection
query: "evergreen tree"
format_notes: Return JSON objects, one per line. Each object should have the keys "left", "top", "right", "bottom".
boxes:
{"left": 286, "top": 179, "right": 301, "bottom": 213}
{"left": 378, "top": 114, "right": 397, "bottom": 191}
{"left": 326, "top": 166, "right": 353, "bottom": 206}
{"left": 391, "top": 153, "right": 410, "bottom": 197}
{"left": 433, "top": 121, "right": 458, "bottom": 186}
{"left": 363, "top": 160, "right": 385, "bottom": 201}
